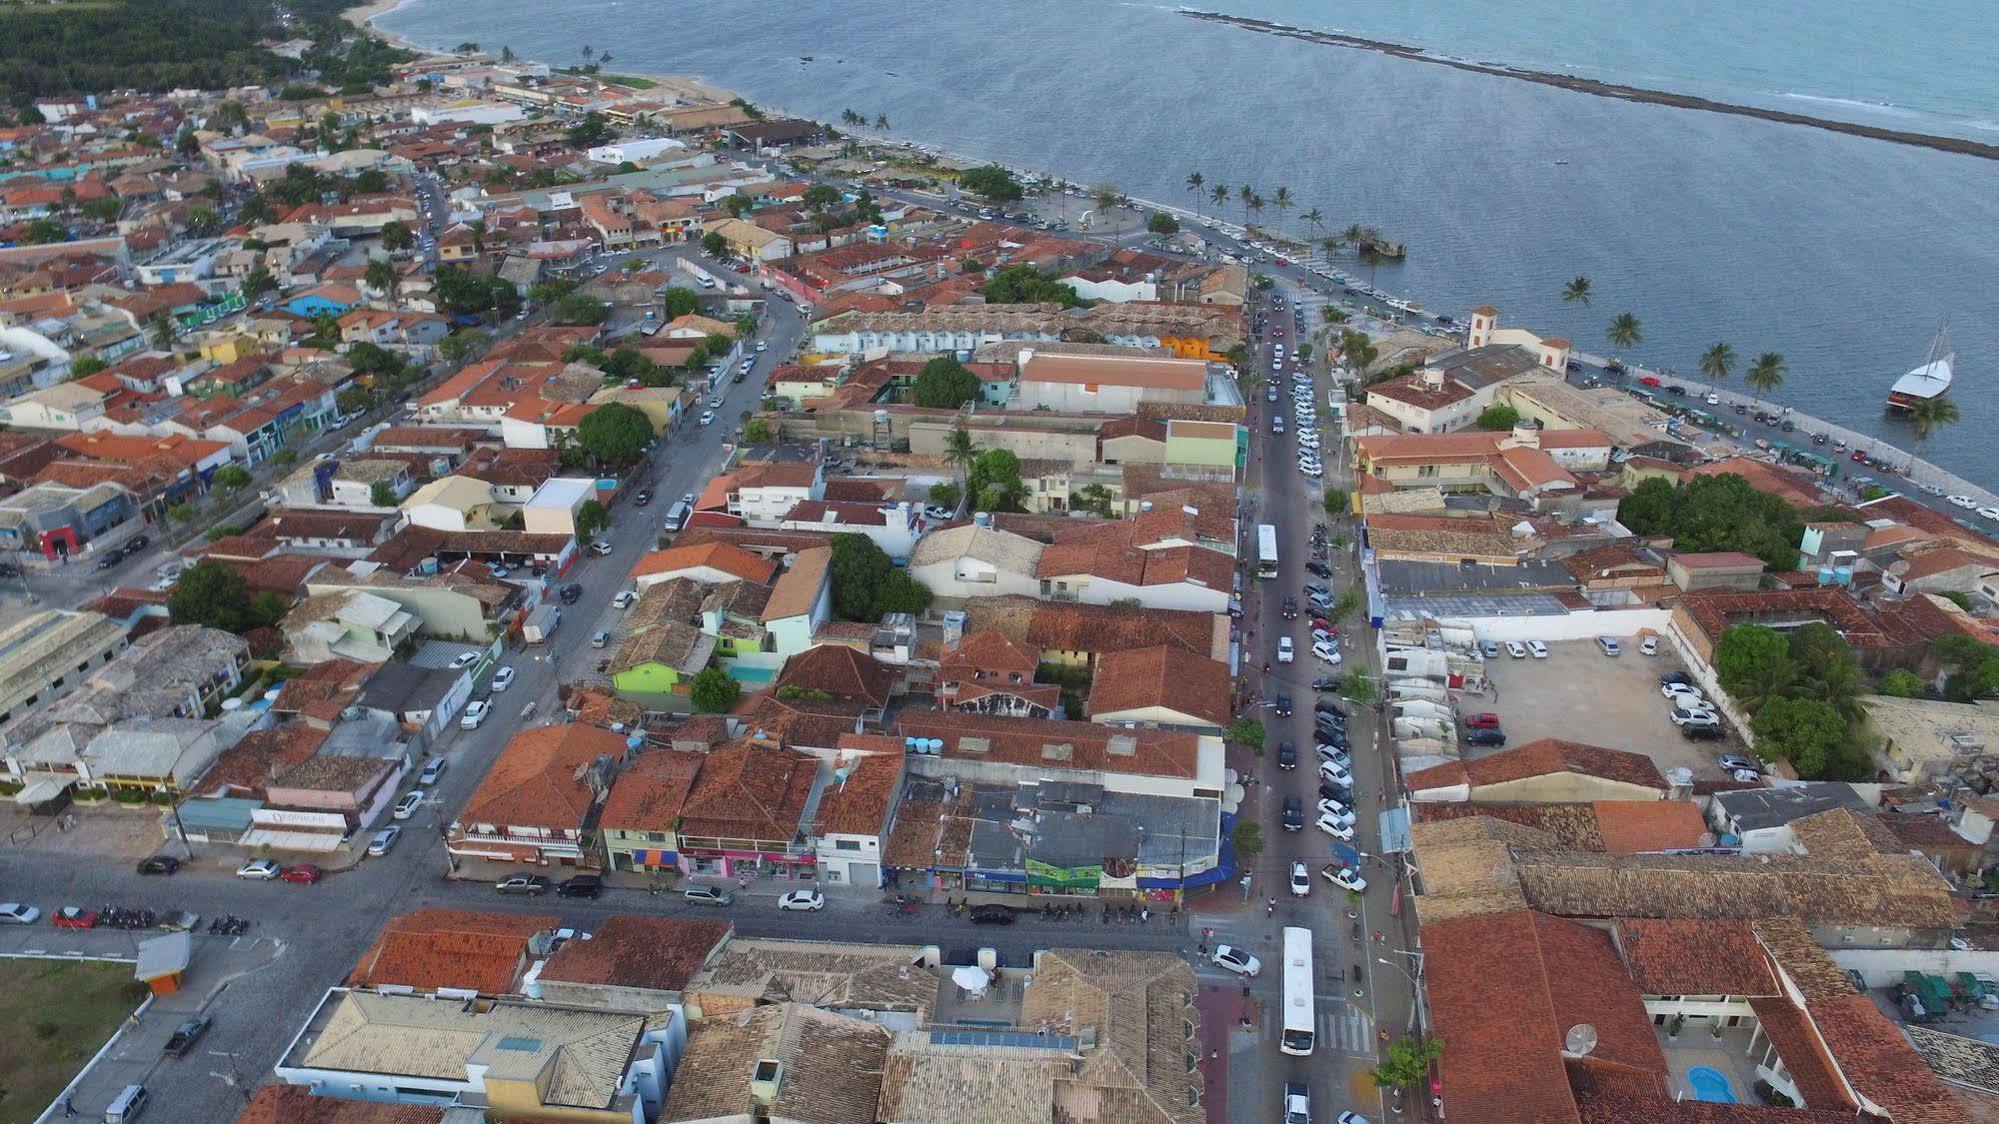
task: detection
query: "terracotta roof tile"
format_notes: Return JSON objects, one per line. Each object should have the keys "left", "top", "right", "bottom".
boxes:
{"left": 598, "top": 749, "right": 703, "bottom": 834}
{"left": 893, "top": 710, "right": 1202, "bottom": 781}
{"left": 1808, "top": 993, "right": 1967, "bottom": 1122}
{"left": 456, "top": 724, "right": 624, "bottom": 831}
{"left": 1613, "top": 919, "right": 1780, "bottom": 996}
{"left": 812, "top": 746, "right": 902, "bottom": 837}
{"left": 537, "top": 915, "right": 729, "bottom": 992}
{"left": 775, "top": 645, "right": 897, "bottom": 709}
{"left": 675, "top": 741, "right": 817, "bottom": 843}
{"left": 1588, "top": 800, "right": 1711, "bottom": 853}
{"left": 236, "top": 1085, "right": 443, "bottom": 1124}
{"left": 1086, "top": 644, "right": 1231, "bottom": 728}
{"left": 345, "top": 908, "right": 556, "bottom": 995}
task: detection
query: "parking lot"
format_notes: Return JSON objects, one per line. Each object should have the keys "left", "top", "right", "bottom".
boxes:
{"left": 1470, "top": 638, "right": 1742, "bottom": 780}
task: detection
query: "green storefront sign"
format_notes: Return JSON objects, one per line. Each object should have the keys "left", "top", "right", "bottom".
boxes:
{"left": 1026, "top": 858, "right": 1101, "bottom": 891}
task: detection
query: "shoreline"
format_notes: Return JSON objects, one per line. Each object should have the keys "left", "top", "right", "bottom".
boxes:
{"left": 337, "top": 2, "right": 1993, "bottom": 503}
{"left": 1179, "top": 10, "right": 1999, "bottom": 163}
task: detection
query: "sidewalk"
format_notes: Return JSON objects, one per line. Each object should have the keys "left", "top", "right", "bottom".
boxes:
{"left": 1195, "top": 982, "right": 1259, "bottom": 1124}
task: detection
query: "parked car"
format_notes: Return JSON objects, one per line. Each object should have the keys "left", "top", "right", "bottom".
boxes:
{"left": 1505, "top": 641, "right": 1528, "bottom": 659}
{"left": 1670, "top": 706, "right": 1720, "bottom": 727}
{"left": 162, "top": 1015, "right": 211, "bottom": 1059}
{"left": 1289, "top": 860, "right": 1311, "bottom": 897}
{"left": 969, "top": 904, "right": 1015, "bottom": 925}
{"left": 1596, "top": 636, "right": 1622, "bottom": 657}
{"left": 137, "top": 855, "right": 181, "bottom": 876}
{"left": 1719, "top": 754, "right": 1763, "bottom": 774}
{"left": 1659, "top": 671, "right": 1692, "bottom": 687}
{"left": 1681, "top": 723, "right": 1726, "bottom": 742}
{"left": 236, "top": 859, "right": 280, "bottom": 880}
{"left": 588, "top": 541, "right": 614, "bottom": 557}
{"left": 279, "top": 864, "right": 322, "bottom": 884}
{"left": 392, "top": 791, "right": 424, "bottom": 820}
{"left": 418, "top": 758, "right": 447, "bottom": 785}
{"left": 497, "top": 874, "right": 551, "bottom": 895}
{"left": 1526, "top": 640, "right": 1549, "bottom": 658}
{"left": 1640, "top": 636, "right": 1659, "bottom": 656}
{"left": 683, "top": 885, "right": 732, "bottom": 906}
{"left": 1315, "top": 813, "right": 1354, "bottom": 840}
{"left": 53, "top": 906, "right": 98, "bottom": 929}
{"left": 1463, "top": 712, "right": 1501, "bottom": 729}
{"left": 1321, "top": 864, "right": 1367, "bottom": 892}
{"left": 1465, "top": 727, "right": 1507, "bottom": 747}
{"left": 460, "top": 700, "right": 491, "bottom": 730}
{"left": 1481, "top": 640, "right": 1500, "bottom": 658}
{"left": 367, "top": 826, "right": 401, "bottom": 856}
{"left": 1212, "top": 944, "right": 1261, "bottom": 977}
{"left": 1316, "top": 699, "right": 1348, "bottom": 720}
{"left": 0, "top": 902, "right": 40, "bottom": 924}
{"left": 1311, "top": 640, "right": 1341, "bottom": 664}
{"left": 778, "top": 889, "right": 825, "bottom": 911}
{"left": 449, "top": 651, "right": 480, "bottom": 669}
{"left": 559, "top": 583, "right": 584, "bottom": 604}
{"left": 556, "top": 875, "right": 603, "bottom": 899}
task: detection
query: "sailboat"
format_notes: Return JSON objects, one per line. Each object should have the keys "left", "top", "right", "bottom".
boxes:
{"left": 1887, "top": 319, "right": 1954, "bottom": 410}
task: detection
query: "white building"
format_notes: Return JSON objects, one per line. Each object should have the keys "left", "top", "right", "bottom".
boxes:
{"left": 906, "top": 524, "right": 1046, "bottom": 603}
{"left": 585, "top": 138, "right": 687, "bottom": 165}
{"left": 1011, "top": 349, "right": 1210, "bottom": 415}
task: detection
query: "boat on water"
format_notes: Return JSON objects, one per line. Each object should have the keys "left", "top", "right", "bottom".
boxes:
{"left": 1385, "top": 297, "right": 1422, "bottom": 315}
{"left": 1887, "top": 320, "right": 1954, "bottom": 410}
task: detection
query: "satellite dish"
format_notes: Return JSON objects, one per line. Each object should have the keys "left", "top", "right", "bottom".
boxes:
{"left": 1564, "top": 1024, "right": 1599, "bottom": 1058}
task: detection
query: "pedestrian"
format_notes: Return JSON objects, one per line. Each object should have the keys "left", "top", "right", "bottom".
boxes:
{"left": 62, "top": 1094, "right": 77, "bottom": 1118}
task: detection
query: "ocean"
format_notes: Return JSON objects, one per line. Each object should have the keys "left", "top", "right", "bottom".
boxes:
{"left": 380, "top": 0, "right": 1999, "bottom": 482}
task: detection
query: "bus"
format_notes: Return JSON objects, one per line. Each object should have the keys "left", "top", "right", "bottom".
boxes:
{"left": 1280, "top": 926, "right": 1316, "bottom": 1056}
{"left": 1257, "top": 523, "right": 1280, "bottom": 580}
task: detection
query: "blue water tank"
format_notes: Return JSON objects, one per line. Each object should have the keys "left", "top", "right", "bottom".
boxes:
{"left": 1817, "top": 565, "right": 1835, "bottom": 585}
{"left": 1834, "top": 566, "right": 1854, "bottom": 585}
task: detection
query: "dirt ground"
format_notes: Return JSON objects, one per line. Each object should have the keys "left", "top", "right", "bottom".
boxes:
{"left": 1465, "top": 638, "right": 1740, "bottom": 780}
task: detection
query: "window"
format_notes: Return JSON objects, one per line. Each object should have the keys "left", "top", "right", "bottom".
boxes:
{"left": 646, "top": 832, "right": 666, "bottom": 843}
{"left": 836, "top": 839, "right": 861, "bottom": 851}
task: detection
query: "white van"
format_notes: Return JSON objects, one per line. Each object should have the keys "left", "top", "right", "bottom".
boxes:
{"left": 105, "top": 1083, "right": 149, "bottom": 1122}
{"left": 663, "top": 500, "right": 693, "bottom": 533}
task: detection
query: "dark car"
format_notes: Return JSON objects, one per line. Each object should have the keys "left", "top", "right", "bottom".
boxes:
{"left": 1316, "top": 699, "right": 1348, "bottom": 720}
{"left": 1305, "top": 560, "right": 1332, "bottom": 579}
{"left": 969, "top": 904, "right": 1016, "bottom": 925}
{"left": 96, "top": 551, "right": 122, "bottom": 570}
{"left": 136, "top": 855, "right": 181, "bottom": 876}
{"left": 1659, "top": 671, "right": 1692, "bottom": 687}
{"left": 1281, "top": 597, "right": 1298, "bottom": 620}
{"left": 496, "top": 873, "right": 552, "bottom": 895}
{"left": 1277, "top": 741, "right": 1298, "bottom": 770}
{"left": 163, "top": 1014, "right": 212, "bottom": 1059}
{"left": 1282, "top": 794, "right": 1304, "bottom": 831}
{"left": 1682, "top": 723, "right": 1726, "bottom": 742}
{"left": 126, "top": 534, "right": 149, "bottom": 552}
{"left": 556, "top": 875, "right": 602, "bottom": 899}
{"left": 1319, "top": 781, "right": 1353, "bottom": 805}
{"left": 558, "top": 583, "right": 583, "bottom": 604}
{"left": 1312, "top": 676, "right": 1344, "bottom": 692}
{"left": 1274, "top": 693, "right": 1293, "bottom": 717}
{"left": 1465, "top": 727, "right": 1507, "bottom": 747}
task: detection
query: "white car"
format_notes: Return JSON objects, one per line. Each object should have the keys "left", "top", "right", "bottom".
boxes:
{"left": 1948, "top": 494, "right": 1977, "bottom": 509}
{"left": 1277, "top": 637, "right": 1295, "bottom": 663}
{"left": 1212, "top": 944, "right": 1261, "bottom": 977}
{"left": 1317, "top": 799, "right": 1355, "bottom": 825}
{"left": 0, "top": 903, "right": 40, "bottom": 925}
{"left": 236, "top": 859, "right": 280, "bottom": 880}
{"left": 459, "top": 700, "right": 491, "bottom": 730}
{"left": 490, "top": 666, "right": 516, "bottom": 691}
{"left": 367, "top": 826, "right": 401, "bottom": 856}
{"left": 1980, "top": 506, "right": 1999, "bottom": 522}
{"left": 699, "top": 410, "right": 716, "bottom": 426}
{"left": 612, "top": 591, "right": 636, "bottom": 610}
{"left": 1662, "top": 682, "right": 1706, "bottom": 704}
{"left": 1640, "top": 636, "right": 1659, "bottom": 656}
{"left": 1322, "top": 864, "right": 1368, "bottom": 893}
{"left": 1506, "top": 640, "right": 1528, "bottom": 659}
{"left": 392, "top": 791, "right": 425, "bottom": 820}
{"left": 449, "top": 651, "right": 479, "bottom": 669}
{"left": 1312, "top": 640, "right": 1341, "bottom": 664}
{"left": 1671, "top": 706, "right": 1721, "bottom": 727}
{"left": 755, "top": 340, "right": 769, "bottom": 352}
{"left": 1315, "top": 813, "right": 1354, "bottom": 840}
{"left": 1526, "top": 640, "right": 1549, "bottom": 659}
{"left": 777, "top": 889, "right": 825, "bottom": 911}
{"left": 1289, "top": 860, "right": 1311, "bottom": 896}
{"left": 1319, "top": 760, "right": 1352, "bottom": 786}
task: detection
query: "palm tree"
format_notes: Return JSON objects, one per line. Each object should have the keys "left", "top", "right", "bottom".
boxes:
{"left": 581, "top": 44, "right": 594, "bottom": 61}
{"left": 1301, "top": 207, "right": 1325, "bottom": 256}
{"left": 1744, "top": 352, "right": 1787, "bottom": 407}
{"left": 874, "top": 113, "right": 889, "bottom": 130}
{"left": 1560, "top": 276, "right": 1592, "bottom": 307}
{"left": 1734, "top": 658, "right": 1799, "bottom": 715}
{"left": 1237, "top": 184, "right": 1253, "bottom": 232}
{"left": 1320, "top": 236, "right": 1341, "bottom": 262}
{"left": 1095, "top": 185, "right": 1121, "bottom": 244}
{"left": 1803, "top": 657, "right": 1868, "bottom": 725}
{"left": 1271, "top": 186, "right": 1293, "bottom": 234}
{"left": 942, "top": 427, "right": 978, "bottom": 486}
{"left": 1184, "top": 172, "right": 1205, "bottom": 221}
{"left": 1697, "top": 342, "right": 1735, "bottom": 396}
{"left": 364, "top": 258, "right": 399, "bottom": 300}
{"left": 149, "top": 314, "right": 175, "bottom": 351}
{"left": 1906, "top": 396, "right": 1962, "bottom": 474}
{"left": 1606, "top": 312, "right": 1643, "bottom": 350}
{"left": 1209, "top": 184, "right": 1228, "bottom": 215}
{"left": 1247, "top": 192, "right": 1265, "bottom": 229}
{"left": 1340, "top": 223, "right": 1364, "bottom": 257}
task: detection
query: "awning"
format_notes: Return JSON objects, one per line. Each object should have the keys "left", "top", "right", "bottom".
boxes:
{"left": 951, "top": 965, "right": 991, "bottom": 994}
{"left": 11, "top": 776, "right": 74, "bottom": 805}
{"left": 134, "top": 931, "right": 191, "bottom": 982}
{"left": 238, "top": 828, "right": 345, "bottom": 853}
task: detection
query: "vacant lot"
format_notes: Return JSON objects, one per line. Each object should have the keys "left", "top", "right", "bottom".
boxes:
{"left": 0, "top": 958, "right": 142, "bottom": 1123}
{"left": 1473, "top": 638, "right": 1740, "bottom": 780}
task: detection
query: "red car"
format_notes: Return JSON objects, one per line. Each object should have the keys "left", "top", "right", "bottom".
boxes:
{"left": 53, "top": 906, "right": 98, "bottom": 929}
{"left": 279, "top": 864, "right": 322, "bottom": 884}
{"left": 1310, "top": 619, "right": 1339, "bottom": 636}
{"left": 1464, "top": 713, "right": 1502, "bottom": 729}
{"left": 1637, "top": 375, "right": 1662, "bottom": 388}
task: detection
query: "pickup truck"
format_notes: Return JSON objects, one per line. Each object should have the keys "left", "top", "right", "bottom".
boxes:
{"left": 163, "top": 1014, "right": 211, "bottom": 1059}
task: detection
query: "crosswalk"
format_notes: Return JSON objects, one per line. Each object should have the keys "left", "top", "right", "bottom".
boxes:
{"left": 1244, "top": 995, "right": 1376, "bottom": 1056}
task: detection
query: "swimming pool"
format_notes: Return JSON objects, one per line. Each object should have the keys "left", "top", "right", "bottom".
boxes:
{"left": 1687, "top": 1066, "right": 1738, "bottom": 1104}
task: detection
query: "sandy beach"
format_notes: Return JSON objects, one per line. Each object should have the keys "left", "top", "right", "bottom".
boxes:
{"left": 340, "top": 0, "right": 735, "bottom": 104}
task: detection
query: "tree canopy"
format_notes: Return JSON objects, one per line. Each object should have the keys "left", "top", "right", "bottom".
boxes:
{"left": 689, "top": 666, "right": 740, "bottom": 712}
{"left": 910, "top": 356, "right": 981, "bottom": 409}
{"left": 1615, "top": 473, "right": 1803, "bottom": 570}
{"left": 979, "top": 263, "right": 1086, "bottom": 308}
{"left": 957, "top": 164, "right": 1023, "bottom": 203}
{"left": 1474, "top": 404, "right": 1521, "bottom": 430}
{"left": 966, "top": 448, "right": 1027, "bottom": 513}
{"left": 828, "top": 533, "right": 934, "bottom": 621}
{"left": 662, "top": 287, "right": 702, "bottom": 317}
{"left": 574, "top": 402, "right": 652, "bottom": 465}
{"left": 549, "top": 293, "right": 609, "bottom": 326}
{"left": 168, "top": 559, "right": 285, "bottom": 633}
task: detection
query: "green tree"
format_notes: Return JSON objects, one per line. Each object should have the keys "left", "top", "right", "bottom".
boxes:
{"left": 369, "top": 480, "right": 398, "bottom": 508}
{"left": 1225, "top": 716, "right": 1266, "bottom": 747}
{"left": 1877, "top": 669, "right": 1929, "bottom": 698}
{"left": 957, "top": 164, "right": 1024, "bottom": 203}
{"left": 1607, "top": 311, "right": 1643, "bottom": 350}
{"left": 1933, "top": 635, "right": 1999, "bottom": 702}
{"left": 1698, "top": 341, "right": 1736, "bottom": 395}
{"left": 576, "top": 499, "right": 608, "bottom": 539}
{"left": 363, "top": 258, "right": 398, "bottom": 299}
{"left": 689, "top": 666, "right": 740, "bottom": 712}
{"left": 1614, "top": 472, "right": 1804, "bottom": 571}
{"left": 528, "top": 280, "right": 578, "bottom": 307}
{"left": 927, "top": 481, "right": 962, "bottom": 512}
{"left": 700, "top": 230, "right": 727, "bottom": 256}
{"left": 438, "top": 330, "right": 488, "bottom": 368}
{"left": 549, "top": 294, "right": 609, "bottom": 326}
{"left": 1146, "top": 211, "right": 1179, "bottom": 236}
{"left": 565, "top": 112, "right": 613, "bottom": 149}
{"left": 1076, "top": 483, "right": 1116, "bottom": 518}
{"left": 380, "top": 220, "right": 414, "bottom": 253}
{"left": 742, "top": 418, "right": 775, "bottom": 443}
{"left": 802, "top": 183, "right": 841, "bottom": 212}
{"left": 210, "top": 464, "right": 251, "bottom": 493}
{"left": 1714, "top": 624, "right": 1792, "bottom": 699}
{"left": 1338, "top": 329, "right": 1378, "bottom": 373}
{"left": 68, "top": 355, "right": 109, "bottom": 379}
{"left": 663, "top": 286, "right": 701, "bottom": 317}
{"left": 1230, "top": 819, "right": 1264, "bottom": 864}
{"left": 1323, "top": 489, "right": 1350, "bottom": 516}
{"left": 336, "top": 387, "right": 373, "bottom": 415}
{"left": 1473, "top": 404, "right": 1521, "bottom": 430}
{"left": 1906, "top": 396, "right": 1961, "bottom": 474}
{"left": 942, "top": 426, "right": 978, "bottom": 486}
{"left": 979, "top": 263, "right": 1086, "bottom": 308}
{"left": 240, "top": 268, "right": 277, "bottom": 300}
{"left": 168, "top": 560, "right": 259, "bottom": 631}
{"left": 723, "top": 194, "right": 755, "bottom": 219}
{"left": 1184, "top": 171, "right": 1205, "bottom": 219}
{"left": 911, "top": 356, "right": 981, "bottom": 408}
{"left": 1744, "top": 352, "right": 1787, "bottom": 407}
{"left": 575, "top": 402, "right": 652, "bottom": 465}
{"left": 827, "top": 533, "right": 933, "bottom": 620}
{"left": 1345, "top": 671, "right": 1377, "bottom": 706}
{"left": 1372, "top": 1037, "right": 1446, "bottom": 1091}
{"left": 1561, "top": 276, "right": 1592, "bottom": 307}
{"left": 734, "top": 313, "right": 758, "bottom": 338}
{"left": 1752, "top": 696, "right": 1848, "bottom": 778}
{"left": 966, "top": 448, "right": 1026, "bottom": 513}
{"left": 80, "top": 196, "right": 122, "bottom": 222}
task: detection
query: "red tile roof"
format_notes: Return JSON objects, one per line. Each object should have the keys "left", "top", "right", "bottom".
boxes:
{"left": 631, "top": 541, "right": 780, "bottom": 585}
{"left": 1612, "top": 919, "right": 1779, "bottom": 996}
{"left": 1588, "top": 800, "right": 1710, "bottom": 853}
{"left": 599, "top": 749, "right": 703, "bottom": 834}
{"left": 1086, "top": 644, "right": 1231, "bottom": 728}
{"left": 894, "top": 709, "right": 1203, "bottom": 781}
{"left": 457, "top": 724, "right": 624, "bottom": 831}
{"left": 236, "top": 1085, "right": 443, "bottom": 1124}
{"left": 813, "top": 748, "right": 902, "bottom": 837}
{"left": 345, "top": 908, "right": 556, "bottom": 995}
{"left": 774, "top": 645, "right": 897, "bottom": 709}
{"left": 1806, "top": 994, "right": 1966, "bottom": 1121}
{"left": 675, "top": 741, "right": 818, "bottom": 843}
{"left": 536, "top": 915, "right": 730, "bottom": 992}
{"left": 1408, "top": 738, "right": 1668, "bottom": 794}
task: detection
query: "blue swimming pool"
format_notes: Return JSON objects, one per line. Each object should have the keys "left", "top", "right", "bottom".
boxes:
{"left": 1687, "top": 1066, "right": 1738, "bottom": 1104}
